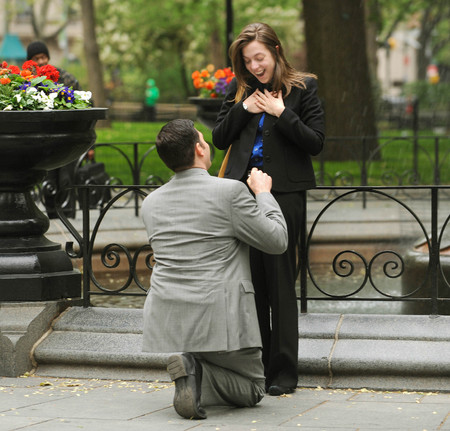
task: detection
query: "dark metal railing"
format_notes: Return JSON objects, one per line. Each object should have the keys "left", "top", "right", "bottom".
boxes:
{"left": 58, "top": 184, "right": 450, "bottom": 315}
{"left": 36, "top": 135, "right": 449, "bottom": 218}
{"left": 301, "top": 186, "right": 450, "bottom": 316}
{"left": 315, "top": 135, "right": 450, "bottom": 186}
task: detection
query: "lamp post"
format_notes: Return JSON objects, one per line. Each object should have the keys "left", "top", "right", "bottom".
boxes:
{"left": 225, "top": 0, "right": 233, "bottom": 66}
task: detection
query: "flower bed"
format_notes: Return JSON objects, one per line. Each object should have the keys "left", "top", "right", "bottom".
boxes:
{"left": 0, "top": 60, "right": 92, "bottom": 111}
{"left": 191, "top": 64, "right": 234, "bottom": 98}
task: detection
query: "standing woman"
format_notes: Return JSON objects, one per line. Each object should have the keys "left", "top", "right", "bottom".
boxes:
{"left": 213, "top": 22, "right": 325, "bottom": 396}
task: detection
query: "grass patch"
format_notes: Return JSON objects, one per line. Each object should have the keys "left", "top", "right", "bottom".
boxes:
{"left": 94, "top": 122, "right": 449, "bottom": 186}
{"left": 313, "top": 131, "right": 450, "bottom": 186}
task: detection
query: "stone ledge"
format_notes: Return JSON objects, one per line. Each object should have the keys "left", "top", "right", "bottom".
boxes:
{"left": 52, "top": 307, "right": 144, "bottom": 334}
{"left": 29, "top": 307, "right": 450, "bottom": 392}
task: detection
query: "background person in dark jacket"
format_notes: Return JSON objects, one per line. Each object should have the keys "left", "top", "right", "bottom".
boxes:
{"left": 213, "top": 22, "right": 325, "bottom": 397}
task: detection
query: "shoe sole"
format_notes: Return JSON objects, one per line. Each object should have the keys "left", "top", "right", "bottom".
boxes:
{"left": 167, "top": 355, "right": 206, "bottom": 420}
{"left": 167, "top": 355, "right": 188, "bottom": 381}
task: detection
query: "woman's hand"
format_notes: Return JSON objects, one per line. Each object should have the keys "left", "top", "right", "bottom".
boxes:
{"left": 254, "top": 89, "right": 285, "bottom": 117}
{"left": 243, "top": 91, "right": 265, "bottom": 114}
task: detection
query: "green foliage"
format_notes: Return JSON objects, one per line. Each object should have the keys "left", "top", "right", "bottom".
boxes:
{"left": 94, "top": 0, "right": 302, "bottom": 102}
{"left": 402, "top": 81, "right": 450, "bottom": 110}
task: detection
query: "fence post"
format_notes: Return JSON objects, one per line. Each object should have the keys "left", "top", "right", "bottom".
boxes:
{"left": 299, "top": 190, "right": 308, "bottom": 313}
{"left": 430, "top": 187, "right": 439, "bottom": 315}
{"left": 80, "top": 187, "right": 91, "bottom": 308}
{"left": 133, "top": 143, "right": 140, "bottom": 217}
{"left": 434, "top": 137, "right": 440, "bottom": 185}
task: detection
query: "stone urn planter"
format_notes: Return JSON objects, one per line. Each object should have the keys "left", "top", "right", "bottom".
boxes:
{"left": 189, "top": 97, "right": 224, "bottom": 130}
{"left": 0, "top": 108, "right": 107, "bottom": 301}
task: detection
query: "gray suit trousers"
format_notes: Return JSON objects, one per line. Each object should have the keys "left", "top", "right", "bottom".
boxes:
{"left": 194, "top": 348, "right": 265, "bottom": 407}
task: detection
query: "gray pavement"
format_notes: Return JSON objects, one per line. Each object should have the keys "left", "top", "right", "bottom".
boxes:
{"left": 2, "top": 192, "right": 449, "bottom": 429}
{"left": 1, "top": 375, "right": 450, "bottom": 431}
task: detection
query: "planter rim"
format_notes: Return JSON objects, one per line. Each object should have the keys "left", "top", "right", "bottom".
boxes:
{"left": 0, "top": 107, "right": 108, "bottom": 122}
{"left": 189, "top": 96, "right": 224, "bottom": 104}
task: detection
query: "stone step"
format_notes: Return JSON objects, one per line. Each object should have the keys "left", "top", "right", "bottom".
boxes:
{"left": 31, "top": 307, "right": 450, "bottom": 391}
{"left": 33, "top": 307, "right": 170, "bottom": 381}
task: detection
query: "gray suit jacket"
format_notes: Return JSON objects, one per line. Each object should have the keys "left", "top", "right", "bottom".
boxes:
{"left": 141, "top": 168, "right": 287, "bottom": 353}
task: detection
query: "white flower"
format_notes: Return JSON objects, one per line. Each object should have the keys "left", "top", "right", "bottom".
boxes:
{"left": 26, "top": 87, "right": 37, "bottom": 94}
{"left": 14, "top": 94, "right": 22, "bottom": 103}
{"left": 74, "top": 90, "right": 92, "bottom": 102}
{"left": 3, "top": 105, "right": 13, "bottom": 111}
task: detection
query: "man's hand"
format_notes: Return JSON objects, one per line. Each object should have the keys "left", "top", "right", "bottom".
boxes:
{"left": 247, "top": 168, "right": 272, "bottom": 194}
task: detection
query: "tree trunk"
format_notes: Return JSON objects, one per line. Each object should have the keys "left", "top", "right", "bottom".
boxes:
{"left": 303, "top": 0, "right": 378, "bottom": 161}
{"left": 80, "top": 0, "right": 108, "bottom": 125}
{"left": 210, "top": 27, "right": 225, "bottom": 69}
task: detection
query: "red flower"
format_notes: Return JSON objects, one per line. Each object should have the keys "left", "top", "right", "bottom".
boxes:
{"left": 38, "top": 65, "right": 60, "bottom": 83}
{"left": 204, "top": 80, "right": 215, "bottom": 90}
{"left": 223, "top": 67, "right": 234, "bottom": 77}
{"left": 8, "top": 65, "right": 20, "bottom": 75}
{"left": 1, "top": 61, "right": 7, "bottom": 69}
{"left": 22, "top": 60, "right": 39, "bottom": 73}
{"left": 0, "top": 77, "right": 11, "bottom": 85}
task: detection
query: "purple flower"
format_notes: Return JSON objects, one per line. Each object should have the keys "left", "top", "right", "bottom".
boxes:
{"left": 19, "top": 82, "right": 31, "bottom": 92}
{"left": 58, "top": 87, "right": 75, "bottom": 103}
{"left": 215, "top": 78, "right": 228, "bottom": 95}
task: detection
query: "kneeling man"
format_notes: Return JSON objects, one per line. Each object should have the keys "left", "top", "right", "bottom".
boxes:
{"left": 141, "top": 119, "right": 288, "bottom": 419}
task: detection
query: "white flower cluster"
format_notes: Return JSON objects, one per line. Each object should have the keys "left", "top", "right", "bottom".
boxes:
{"left": 74, "top": 90, "right": 92, "bottom": 102}
{"left": 2, "top": 88, "right": 92, "bottom": 111}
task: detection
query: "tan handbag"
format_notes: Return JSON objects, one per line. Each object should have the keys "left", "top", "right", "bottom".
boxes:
{"left": 218, "top": 146, "right": 231, "bottom": 178}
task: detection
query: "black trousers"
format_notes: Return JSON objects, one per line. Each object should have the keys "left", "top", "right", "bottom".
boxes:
{"left": 250, "top": 190, "right": 304, "bottom": 389}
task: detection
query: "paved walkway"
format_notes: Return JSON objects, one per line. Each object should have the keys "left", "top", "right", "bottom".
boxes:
{"left": 3, "top": 192, "right": 447, "bottom": 429}
{"left": 1, "top": 375, "right": 449, "bottom": 431}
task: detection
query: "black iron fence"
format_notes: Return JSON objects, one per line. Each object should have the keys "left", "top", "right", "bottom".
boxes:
{"left": 316, "top": 135, "right": 450, "bottom": 186}
{"left": 57, "top": 184, "right": 450, "bottom": 315}
{"left": 36, "top": 134, "right": 449, "bottom": 217}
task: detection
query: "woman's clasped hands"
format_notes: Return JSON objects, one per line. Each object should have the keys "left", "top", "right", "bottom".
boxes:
{"left": 244, "top": 89, "right": 285, "bottom": 118}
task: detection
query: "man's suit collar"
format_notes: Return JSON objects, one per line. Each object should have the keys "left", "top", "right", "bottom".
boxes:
{"left": 173, "top": 168, "right": 210, "bottom": 180}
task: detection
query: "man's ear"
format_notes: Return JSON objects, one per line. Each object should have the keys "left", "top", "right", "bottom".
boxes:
{"left": 194, "top": 141, "right": 205, "bottom": 156}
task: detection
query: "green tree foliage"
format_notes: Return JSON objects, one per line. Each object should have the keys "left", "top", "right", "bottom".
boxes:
{"left": 94, "top": 0, "right": 301, "bottom": 102}
{"left": 373, "top": 0, "right": 450, "bottom": 79}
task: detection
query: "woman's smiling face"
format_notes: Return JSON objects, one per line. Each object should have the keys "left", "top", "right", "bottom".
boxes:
{"left": 242, "top": 40, "right": 276, "bottom": 85}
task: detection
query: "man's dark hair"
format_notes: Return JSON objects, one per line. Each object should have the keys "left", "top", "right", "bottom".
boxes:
{"left": 156, "top": 119, "right": 199, "bottom": 172}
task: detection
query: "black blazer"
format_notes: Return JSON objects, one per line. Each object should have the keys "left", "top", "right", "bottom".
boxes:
{"left": 212, "top": 77, "right": 325, "bottom": 192}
